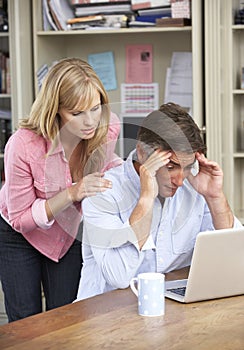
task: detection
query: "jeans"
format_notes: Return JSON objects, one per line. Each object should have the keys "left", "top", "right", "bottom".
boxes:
{"left": 0, "top": 216, "right": 82, "bottom": 322}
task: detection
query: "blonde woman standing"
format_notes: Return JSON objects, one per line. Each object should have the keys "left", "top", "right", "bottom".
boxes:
{"left": 0, "top": 58, "right": 121, "bottom": 322}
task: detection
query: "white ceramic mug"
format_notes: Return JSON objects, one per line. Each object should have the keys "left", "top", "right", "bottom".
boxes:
{"left": 130, "top": 272, "right": 165, "bottom": 317}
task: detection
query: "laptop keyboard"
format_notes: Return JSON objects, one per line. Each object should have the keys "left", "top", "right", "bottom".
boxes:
{"left": 167, "top": 287, "right": 186, "bottom": 296}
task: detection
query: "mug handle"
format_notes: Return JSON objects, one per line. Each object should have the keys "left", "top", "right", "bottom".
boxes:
{"left": 130, "top": 277, "right": 138, "bottom": 297}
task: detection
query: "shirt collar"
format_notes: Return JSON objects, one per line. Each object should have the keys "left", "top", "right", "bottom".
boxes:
{"left": 124, "top": 150, "right": 141, "bottom": 192}
{"left": 46, "top": 137, "right": 64, "bottom": 156}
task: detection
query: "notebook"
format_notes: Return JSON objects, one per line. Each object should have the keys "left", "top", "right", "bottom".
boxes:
{"left": 165, "top": 227, "right": 244, "bottom": 303}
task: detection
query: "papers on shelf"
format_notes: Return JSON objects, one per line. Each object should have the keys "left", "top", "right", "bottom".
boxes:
{"left": 42, "top": 0, "right": 75, "bottom": 31}
{"left": 42, "top": 0, "right": 58, "bottom": 30}
{"left": 164, "top": 51, "right": 192, "bottom": 112}
{"left": 66, "top": 14, "right": 128, "bottom": 29}
{"left": 121, "top": 83, "right": 159, "bottom": 115}
{"left": 171, "top": 0, "right": 191, "bottom": 19}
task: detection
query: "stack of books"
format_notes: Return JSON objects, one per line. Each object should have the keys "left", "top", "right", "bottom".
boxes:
{"left": 156, "top": 0, "right": 191, "bottom": 27}
{"left": 129, "top": 0, "right": 171, "bottom": 27}
{"left": 67, "top": 0, "right": 133, "bottom": 29}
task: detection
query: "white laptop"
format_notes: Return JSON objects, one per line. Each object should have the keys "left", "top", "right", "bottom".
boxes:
{"left": 165, "top": 227, "right": 244, "bottom": 303}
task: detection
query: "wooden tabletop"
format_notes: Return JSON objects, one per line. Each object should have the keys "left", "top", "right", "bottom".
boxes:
{"left": 0, "top": 267, "right": 244, "bottom": 350}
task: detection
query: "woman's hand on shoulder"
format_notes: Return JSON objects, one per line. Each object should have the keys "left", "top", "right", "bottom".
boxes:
{"left": 68, "top": 172, "right": 112, "bottom": 202}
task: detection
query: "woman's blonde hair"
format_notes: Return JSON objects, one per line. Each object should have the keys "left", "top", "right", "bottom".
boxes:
{"left": 20, "top": 57, "right": 111, "bottom": 174}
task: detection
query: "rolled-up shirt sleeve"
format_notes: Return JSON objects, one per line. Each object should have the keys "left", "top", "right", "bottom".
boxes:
{"left": 32, "top": 198, "right": 54, "bottom": 229}
{"left": 82, "top": 191, "right": 153, "bottom": 289}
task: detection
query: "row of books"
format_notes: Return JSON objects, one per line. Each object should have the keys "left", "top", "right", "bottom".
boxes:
{"left": 0, "top": 109, "right": 11, "bottom": 153}
{"left": 43, "top": 0, "right": 191, "bottom": 30}
{"left": 0, "top": 51, "right": 10, "bottom": 94}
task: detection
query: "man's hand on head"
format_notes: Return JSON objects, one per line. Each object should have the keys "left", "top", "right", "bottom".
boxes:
{"left": 187, "top": 152, "right": 224, "bottom": 199}
{"left": 139, "top": 150, "right": 171, "bottom": 199}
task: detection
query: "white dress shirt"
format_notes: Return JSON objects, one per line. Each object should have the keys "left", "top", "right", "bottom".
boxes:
{"left": 76, "top": 151, "right": 242, "bottom": 300}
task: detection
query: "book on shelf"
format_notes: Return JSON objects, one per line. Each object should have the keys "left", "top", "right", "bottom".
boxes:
{"left": 131, "top": 0, "right": 170, "bottom": 11}
{"left": 137, "top": 6, "right": 171, "bottom": 16}
{"left": 73, "top": 1, "right": 132, "bottom": 16}
{"left": 156, "top": 17, "right": 191, "bottom": 27}
{"left": 70, "top": 0, "right": 129, "bottom": 4}
{"left": 134, "top": 11, "right": 171, "bottom": 24}
{"left": 128, "top": 20, "right": 155, "bottom": 27}
{"left": 130, "top": 1, "right": 171, "bottom": 26}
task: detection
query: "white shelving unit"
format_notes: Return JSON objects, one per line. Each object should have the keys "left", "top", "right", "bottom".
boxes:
{"left": 32, "top": 0, "right": 204, "bottom": 157}
{"left": 205, "top": 0, "right": 244, "bottom": 224}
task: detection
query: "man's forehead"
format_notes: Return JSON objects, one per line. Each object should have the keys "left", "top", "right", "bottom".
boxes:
{"left": 170, "top": 151, "right": 196, "bottom": 165}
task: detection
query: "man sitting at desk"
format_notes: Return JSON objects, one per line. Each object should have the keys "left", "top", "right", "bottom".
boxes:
{"left": 76, "top": 102, "right": 242, "bottom": 300}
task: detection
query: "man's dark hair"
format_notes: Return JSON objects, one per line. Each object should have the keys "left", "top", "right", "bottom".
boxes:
{"left": 137, "top": 102, "right": 207, "bottom": 154}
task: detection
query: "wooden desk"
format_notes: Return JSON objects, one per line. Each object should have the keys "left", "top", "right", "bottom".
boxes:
{"left": 0, "top": 268, "right": 244, "bottom": 350}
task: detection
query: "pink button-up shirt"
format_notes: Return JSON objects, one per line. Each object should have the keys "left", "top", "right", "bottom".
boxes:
{"left": 0, "top": 112, "right": 121, "bottom": 262}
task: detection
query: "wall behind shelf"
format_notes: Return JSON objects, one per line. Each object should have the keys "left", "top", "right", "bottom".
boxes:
{"left": 34, "top": 31, "right": 192, "bottom": 117}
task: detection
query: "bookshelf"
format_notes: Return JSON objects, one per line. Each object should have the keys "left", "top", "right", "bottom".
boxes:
{"left": 32, "top": 0, "right": 204, "bottom": 157}
{"left": 0, "top": 0, "right": 33, "bottom": 158}
{"left": 204, "top": 0, "right": 244, "bottom": 224}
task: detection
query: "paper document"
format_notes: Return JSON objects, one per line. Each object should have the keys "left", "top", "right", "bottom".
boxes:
{"left": 88, "top": 51, "right": 117, "bottom": 91}
{"left": 126, "top": 44, "right": 153, "bottom": 84}
{"left": 164, "top": 51, "right": 192, "bottom": 111}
